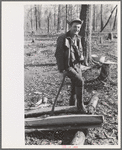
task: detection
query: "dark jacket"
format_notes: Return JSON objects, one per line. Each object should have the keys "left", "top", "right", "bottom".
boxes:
{"left": 55, "top": 31, "right": 84, "bottom": 73}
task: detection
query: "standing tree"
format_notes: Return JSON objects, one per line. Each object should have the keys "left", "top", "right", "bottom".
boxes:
{"left": 34, "top": 5, "right": 38, "bottom": 31}
{"left": 65, "top": 5, "right": 68, "bottom": 32}
{"left": 30, "top": 6, "right": 33, "bottom": 30}
{"left": 79, "top": 5, "right": 93, "bottom": 66}
{"left": 45, "top": 10, "right": 52, "bottom": 34}
{"left": 38, "top": 5, "right": 42, "bottom": 30}
{"left": 112, "top": 7, "right": 117, "bottom": 31}
{"left": 92, "top": 5, "right": 96, "bottom": 31}
{"left": 101, "top": 4, "right": 103, "bottom": 31}
{"left": 100, "top": 5, "right": 117, "bottom": 32}
{"left": 57, "top": 5, "right": 61, "bottom": 32}
{"left": 53, "top": 5, "right": 57, "bottom": 28}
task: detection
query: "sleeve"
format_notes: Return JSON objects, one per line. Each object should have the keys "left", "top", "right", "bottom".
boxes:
{"left": 78, "top": 37, "right": 84, "bottom": 61}
{"left": 55, "top": 36, "right": 65, "bottom": 73}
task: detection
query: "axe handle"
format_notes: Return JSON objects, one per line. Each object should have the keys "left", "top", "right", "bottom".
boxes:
{"left": 51, "top": 75, "right": 66, "bottom": 115}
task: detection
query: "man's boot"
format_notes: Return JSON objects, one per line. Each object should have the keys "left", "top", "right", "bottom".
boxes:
{"left": 75, "top": 86, "right": 87, "bottom": 113}
{"left": 69, "top": 82, "right": 76, "bottom": 106}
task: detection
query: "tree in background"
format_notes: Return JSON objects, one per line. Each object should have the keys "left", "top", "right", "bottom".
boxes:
{"left": 100, "top": 5, "right": 117, "bottom": 32}
{"left": 30, "top": 6, "right": 33, "bottom": 30}
{"left": 53, "top": 5, "right": 57, "bottom": 28}
{"left": 34, "top": 5, "right": 38, "bottom": 31}
{"left": 100, "top": 5, "right": 103, "bottom": 31}
{"left": 112, "top": 7, "right": 117, "bottom": 31}
{"left": 24, "top": 4, "right": 118, "bottom": 35}
{"left": 92, "top": 5, "right": 96, "bottom": 31}
{"left": 80, "top": 5, "right": 93, "bottom": 66}
{"left": 57, "top": 5, "right": 61, "bottom": 32}
{"left": 37, "top": 5, "right": 42, "bottom": 29}
{"left": 65, "top": 5, "right": 68, "bottom": 32}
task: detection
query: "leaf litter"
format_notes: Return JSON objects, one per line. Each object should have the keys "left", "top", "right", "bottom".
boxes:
{"left": 25, "top": 36, "right": 118, "bottom": 145}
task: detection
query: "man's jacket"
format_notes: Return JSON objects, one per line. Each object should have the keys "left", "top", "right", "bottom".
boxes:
{"left": 55, "top": 31, "right": 84, "bottom": 73}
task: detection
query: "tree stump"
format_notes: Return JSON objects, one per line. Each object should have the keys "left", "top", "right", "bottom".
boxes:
{"left": 31, "top": 31, "right": 35, "bottom": 43}
{"left": 107, "top": 32, "right": 113, "bottom": 41}
{"left": 99, "top": 36, "right": 103, "bottom": 44}
{"left": 84, "top": 63, "right": 110, "bottom": 87}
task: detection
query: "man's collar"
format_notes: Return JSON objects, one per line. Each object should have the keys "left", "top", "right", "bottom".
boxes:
{"left": 65, "top": 30, "right": 81, "bottom": 39}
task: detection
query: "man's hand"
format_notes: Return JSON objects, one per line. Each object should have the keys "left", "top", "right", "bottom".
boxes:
{"left": 59, "top": 70, "right": 67, "bottom": 80}
{"left": 63, "top": 70, "right": 67, "bottom": 77}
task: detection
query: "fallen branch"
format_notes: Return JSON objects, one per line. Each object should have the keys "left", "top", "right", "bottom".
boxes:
{"left": 25, "top": 106, "right": 78, "bottom": 118}
{"left": 103, "top": 131, "right": 116, "bottom": 140}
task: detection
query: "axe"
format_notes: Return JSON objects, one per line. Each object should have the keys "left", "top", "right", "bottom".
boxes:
{"left": 51, "top": 74, "right": 66, "bottom": 116}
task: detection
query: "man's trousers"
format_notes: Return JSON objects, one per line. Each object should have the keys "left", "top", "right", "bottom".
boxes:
{"left": 66, "top": 67, "right": 85, "bottom": 111}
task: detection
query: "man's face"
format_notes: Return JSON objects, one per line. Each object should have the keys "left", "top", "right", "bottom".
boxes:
{"left": 70, "top": 22, "right": 82, "bottom": 35}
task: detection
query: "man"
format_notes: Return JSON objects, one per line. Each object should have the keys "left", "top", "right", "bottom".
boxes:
{"left": 55, "top": 18, "right": 87, "bottom": 113}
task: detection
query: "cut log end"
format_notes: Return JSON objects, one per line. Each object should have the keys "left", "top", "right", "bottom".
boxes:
{"left": 70, "top": 131, "right": 86, "bottom": 145}
{"left": 87, "top": 92, "right": 99, "bottom": 114}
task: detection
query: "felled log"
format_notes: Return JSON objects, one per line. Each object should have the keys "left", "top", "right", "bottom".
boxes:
{"left": 25, "top": 115, "right": 103, "bottom": 129}
{"left": 25, "top": 124, "right": 100, "bottom": 133}
{"left": 25, "top": 106, "right": 78, "bottom": 118}
{"left": 25, "top": 127, "right": 87, "bottom": 133}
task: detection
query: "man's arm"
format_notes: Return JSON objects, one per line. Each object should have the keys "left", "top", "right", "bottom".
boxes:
{"left": 55, "top": 35, "right": 65, "bottom": 73}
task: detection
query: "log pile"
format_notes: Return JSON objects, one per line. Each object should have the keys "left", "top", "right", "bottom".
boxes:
{"left": 25, "top": 92, "right": 103, "bottom": 145}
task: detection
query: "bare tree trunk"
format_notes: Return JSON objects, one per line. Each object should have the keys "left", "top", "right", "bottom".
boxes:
{"left": 54, "top": 13, "right": 56, "bottom": 26}
{"left": 35, "top": 5, "right": 38, "bottom": 31}
{"left": 37, "top": 6, "right": 40, "bottom": 29}
{"left": 47, "top": 17, "right": 50, "bottom": 34}
{"left": 38, "top": 5, "right": 41, "bottom": 29}
{"left": 93, "top": 5, "right": 96, "bottom": 31}
{"left": 112, "top": 8, "right": 117, "bottom": 31}
{"left": 54, "top": 6, "right": 56, "bottom": 27}
{"left": 71, "top": 5, "right": 72, "bottom": 20}
{"left": 68, "top": 5, "right": 72, "bottom": 21}
{"left": 47, "top": 12, "right": 52, "bottom": 34}
{"left": 79, "top": 5, "right": 92, "bottom": 66}
{"left": 95, "top": 12, "right": 98, "bottom": 31}
{"left": 31, "top": 6, "right": 33, "bottom": 30}
{"left": 77, "top": 5, "right": 79, "bottom": 18}
{"left": 100, "top": 5, "right": 117, "bottom": 32}
{"left": 57, "top": 5, "right": 61, "bottom": 32}
{"left": 65, "top": 5, "right": 68, "bottom": 32}
{"left": 101, "top": 4, "right": 103, "bottom": 31}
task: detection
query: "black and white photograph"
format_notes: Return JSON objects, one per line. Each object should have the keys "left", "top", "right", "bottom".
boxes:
{"left": 2, "top": 1, "right": 121, "bottom": 148}
{"left": 24, "top": 2, "right": 120, "bottom": 146}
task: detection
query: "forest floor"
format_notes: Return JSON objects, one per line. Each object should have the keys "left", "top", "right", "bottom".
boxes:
{"left": 24, "top": 34, "right": 118, "bottom": 145}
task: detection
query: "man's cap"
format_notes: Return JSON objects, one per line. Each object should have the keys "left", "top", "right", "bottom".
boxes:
{"left": 70, "top": 18, "right": 83, "bottom": 25}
